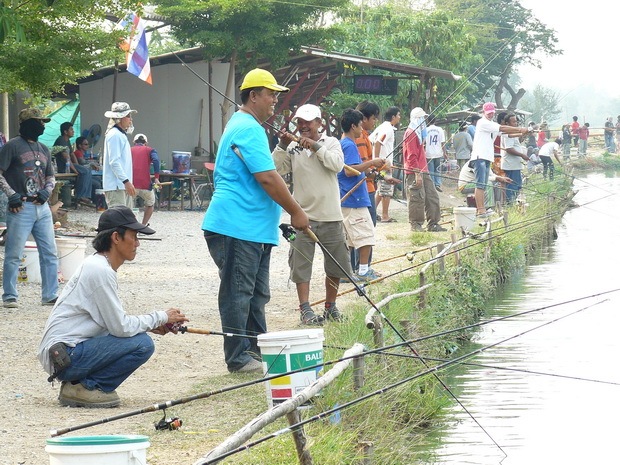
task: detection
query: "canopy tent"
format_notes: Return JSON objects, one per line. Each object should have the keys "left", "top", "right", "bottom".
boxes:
{"left": 39, "top": 99, "right": 81, "bottom": 150}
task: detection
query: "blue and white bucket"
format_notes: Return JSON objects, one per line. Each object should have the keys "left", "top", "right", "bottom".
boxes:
{"left": 45, "top": 435, "right": 150, "bottom": 465}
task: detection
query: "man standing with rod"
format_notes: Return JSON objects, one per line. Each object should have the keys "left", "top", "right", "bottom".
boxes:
{"left": 202, "top": 69, "right": 309, "bottom": 373}
{"left": 274, "top": 104, "right": 350, "bottom": 325}
{"left": 471, "top": 102, "right": 528, "bottom": 217}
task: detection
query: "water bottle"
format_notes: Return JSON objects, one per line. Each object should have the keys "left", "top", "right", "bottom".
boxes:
{"left": 65, "top": 161, "right": 70, "bottom": 173}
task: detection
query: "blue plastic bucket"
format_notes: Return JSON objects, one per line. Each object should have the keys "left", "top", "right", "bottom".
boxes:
{"left": 172, "top": 151, "right": 191, "bottom": 174}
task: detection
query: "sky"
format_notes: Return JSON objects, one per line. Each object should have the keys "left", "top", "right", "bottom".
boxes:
{"left": 517, "top": 0, "right": 620, "bottom": 120}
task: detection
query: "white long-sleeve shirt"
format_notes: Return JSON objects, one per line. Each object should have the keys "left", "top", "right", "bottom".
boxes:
{"left": 38, "top": 254, "right": 167, "bottom": 375}
{"left": 102, "top": 126, "right": 133, "bottom": 191}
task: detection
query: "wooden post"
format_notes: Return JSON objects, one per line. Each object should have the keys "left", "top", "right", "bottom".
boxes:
{"left": 418, "top": 272, "right": 426, "bottom": 310}
{"left": 503, "top": 211, "right": 509, "bottom": 228}
{"left": 437, "top": 243, "right": 445, "bottom": 272}
{"left": 357, "top": 440, "right": 374, "bottom": 465}
{"left": 353, "top": 355, "right": 365, "bottom": 390}
{"left": 372, "top": 315, "right": 386, "bottom": 366}
{"left": 451, "top": 232, "right": 460, "bottom": 267}
{"left": 286, "top": 409, "right": 313, "bottom": 465}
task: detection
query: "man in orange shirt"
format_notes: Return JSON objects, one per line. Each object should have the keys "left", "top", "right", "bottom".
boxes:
{"left": 348, "top": 100, "right": 384, "bottom": 275}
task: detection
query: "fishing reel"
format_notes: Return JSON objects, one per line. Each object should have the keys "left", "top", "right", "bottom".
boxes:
{"left": 279, "top": 223, "right": 297, "bottom": 242}
{"left": 370, "top": 168, "right": 386, "bottom": 182}
{"left": 155, "top": 410, "right": 182, "bottom": 431}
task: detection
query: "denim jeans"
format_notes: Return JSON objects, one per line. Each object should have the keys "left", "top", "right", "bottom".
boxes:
{"left": 3, "top": 202, "right": 58, "bottom": 302}
{"left": 205, "top": 232, "right": 270, "bottom": 371}
{"left": 540, "top": 155, "right": 554, "bottom": 180}
{"left": 59, "top": 333, "right": 155, "bottom": 392}
{"left": 74, "top": 163, "right": 93, "bottom": 200}
{"left": 504, "top": 169, "right": 522, "bottom": 204}
{"left": 427, "top": 157, "right": 442, "bottom": 187}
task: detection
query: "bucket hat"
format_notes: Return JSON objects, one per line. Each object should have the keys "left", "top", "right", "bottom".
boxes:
{"left": 104, "top": 102, "right": 137, "bottom": 119}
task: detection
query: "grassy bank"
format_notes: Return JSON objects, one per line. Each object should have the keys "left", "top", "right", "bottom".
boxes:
{"left": 177, "top": 174, "right": 575, "bottom": 465}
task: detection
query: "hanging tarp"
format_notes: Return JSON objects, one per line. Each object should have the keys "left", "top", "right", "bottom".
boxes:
{"left": 39, "top": 99, "right": 81, "bottom": 149}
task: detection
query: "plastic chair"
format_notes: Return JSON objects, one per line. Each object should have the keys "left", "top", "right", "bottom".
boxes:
{"left": 193, "top": 162, "right": 215, "bottom": 208}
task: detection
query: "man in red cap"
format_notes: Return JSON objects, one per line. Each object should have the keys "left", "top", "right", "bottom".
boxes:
{"left": 470, "top": 102, "right": 528, "bottom": 217}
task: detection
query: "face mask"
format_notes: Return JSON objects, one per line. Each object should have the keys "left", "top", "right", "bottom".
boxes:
{"left": 19, "top": 119, "right": 45, "bottom": 141}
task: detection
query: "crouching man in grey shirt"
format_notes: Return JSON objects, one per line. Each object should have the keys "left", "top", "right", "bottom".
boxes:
{"left": 38, "top": 206, "right": 189, "bottom": 408}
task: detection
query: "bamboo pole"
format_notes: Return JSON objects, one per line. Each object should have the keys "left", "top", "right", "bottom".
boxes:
{"left": 196, "top": 344, "right": 366, "bottom": 465}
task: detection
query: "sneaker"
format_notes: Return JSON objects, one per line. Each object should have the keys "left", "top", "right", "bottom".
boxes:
{"left": 58, "top": 381, "right": 120, "bottom": 408}
{"left": 235, "top": 358, "right": 263, "bottom": 373}
{"left": 427, "top": 224, "right": 447, "bottom": 232}
{"left": 324, "top": 304, "right": 343, "bottom": 322}
{"left": 300, "top": 303, "right": 324, "bottom": 326}
{"left": 356, "top": 268, "right": 381, "bottom": 282}
{"left": 411, "top": 223, "right": 425, "bottom": 232}
{"left": 3, "top": 299, "right": 18, "bottom": 308}
{"left": 42, "top": 297, "right": 57, "bottom": 306}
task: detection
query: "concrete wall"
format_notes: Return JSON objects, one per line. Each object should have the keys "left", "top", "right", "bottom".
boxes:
{"left": 79, "top": 60, "right": 230, "bottom": 169}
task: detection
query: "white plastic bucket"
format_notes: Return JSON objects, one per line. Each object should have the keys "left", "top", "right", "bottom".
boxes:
{"left": 172, "top": 151, "right": 191, "bottom": 174}
{"left": 18, "top": 241, "right": 41, "bottom": 283}
{"left": 46, "top": 435, "right": 150, "bottom": 465}
{"left": 257, "top": 329, "right": 324, "bottom": 407}
{"left": 454, "top": 206, "right": 477, "bottom": 232}
{"left": 55, "top": 237, "right": 86, "bottom": 282}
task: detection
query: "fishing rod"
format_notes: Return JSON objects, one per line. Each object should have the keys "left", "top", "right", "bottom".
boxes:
{"left": 172, "top": 51, "right": 363, "bottom": 177}
{"left": 179, "top": 326, "right": 258, "bottom": 339}
{"left": 284, "top": 226, "right": 506, "bottom": 457}
{"left": 200, "top": 297, "right": 606, "bottom": 464}
{"left": 55, "top": 233, "right": 162, "bottom": 241}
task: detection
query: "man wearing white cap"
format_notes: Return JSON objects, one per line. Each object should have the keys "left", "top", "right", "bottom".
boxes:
{"left": 403, "top": 107, "right": 444, "bottom": 232}
{"left": 202, "top": 68, "right": 309, "bottom": 373}
{"left": 102, "top": 102, "right": 137, "bottom": 208}
{"left": 470, "top": 102, "right": 528, "bottom": 217}
{"left": 274, "top": 104, "right": 350, "bottom": 325}
{"left": 131, "top": 133, "right": 160, "bottom": 224}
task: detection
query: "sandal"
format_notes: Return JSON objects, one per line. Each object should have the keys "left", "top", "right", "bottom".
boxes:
{"left": 381, "top": 217, "right": 397, "bottom": 223}
{"left": 299, "top": 302, "right": 324, "bottom": 326}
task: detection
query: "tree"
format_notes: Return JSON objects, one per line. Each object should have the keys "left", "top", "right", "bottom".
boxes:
{"left": 329, "top": 2, "right": 480, "bottom": 116}
{"left": 435, "top": 0, "right": 562, "bottom": 110}
{"left": 0, "top": 0, "right": 140, "bottom": 97}
{"left": 156, "top": 0, "right": 349, "bottom": 125}
{"left": 520, "top": 84, "right": 562, "bottom": 126}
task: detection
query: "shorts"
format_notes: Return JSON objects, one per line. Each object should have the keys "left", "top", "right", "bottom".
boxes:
{"left": 136, "top": 189, "right": 155, "bottom": 207}
{"left": 377, "top": 179, "right": 394, "bottom": 197}
{"left": 473, "top": 159, "right": 490, "bottom": 190}
{"left": 104, "top": 189, "right": 134, "bottom": 209}
{"left": 289, "top": 221, "right": 352, "bottom": 282}
{"left": 341, "top": 207, "right": 375, "bottom": 249}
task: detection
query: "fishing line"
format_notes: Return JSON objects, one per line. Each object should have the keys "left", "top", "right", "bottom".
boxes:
{"left": 297, "top": 230, "right": 508, "bottom": 457}
{"left": 374, "top": 350, "right": 620, "bottom": 387}
{"left": 199, "top": 298, "right": 604, "bottom": 464}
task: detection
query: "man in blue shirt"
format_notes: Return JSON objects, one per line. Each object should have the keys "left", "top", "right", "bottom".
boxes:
{"left": 338, "top": 109, "right": 384, "bottom": 282}
{"left": 202, "top": 68, "right": 309, "bottom": 373}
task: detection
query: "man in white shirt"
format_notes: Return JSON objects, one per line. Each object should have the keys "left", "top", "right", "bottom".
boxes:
{"left": 470, "top": 102, "right": 528, "bottom": 217}
{"left": 370, "top": 106, "right": 401, "bottom": 223}
{"left": 538, "top": 138, "right": 563, "bottom": 180}
{"left": 501, "top": 113, "right": 529, "bottom": 204}
{"left": 424, "top": 115, "right": 447, "bottom": 191}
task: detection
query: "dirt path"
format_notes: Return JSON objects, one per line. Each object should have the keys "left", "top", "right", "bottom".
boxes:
{"left": 1, "top": 180, "right": 463, "bottom": 464}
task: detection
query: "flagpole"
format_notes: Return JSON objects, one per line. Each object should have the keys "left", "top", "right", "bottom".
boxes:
{"left": 113, "top": 59, "right": 119, "bottom": 103}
